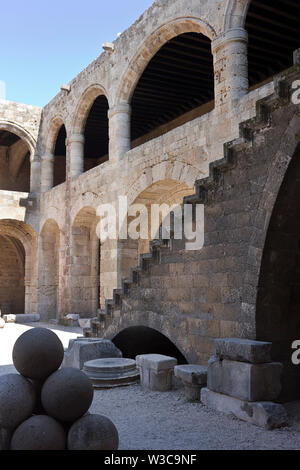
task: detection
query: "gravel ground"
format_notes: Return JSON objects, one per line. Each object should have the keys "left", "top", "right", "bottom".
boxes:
{"left": 1, "top": 322, "right": 300, "bottom": 450}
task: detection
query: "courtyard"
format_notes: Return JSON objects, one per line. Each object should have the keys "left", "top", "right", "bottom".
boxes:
{"left": 1, "top": 322, "right": 300, "bottom": 450}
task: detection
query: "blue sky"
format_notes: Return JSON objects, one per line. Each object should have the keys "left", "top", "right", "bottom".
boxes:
{"left": 1, "top": 0, "right": 154, "bottom": 107}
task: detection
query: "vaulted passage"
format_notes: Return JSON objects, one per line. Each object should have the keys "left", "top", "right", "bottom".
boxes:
{"left": 53, "top": 124, "right": 66, "bottom": 187}
{"left": 256, "top": 142, "right": 300, "bottom": 402}
{"left": 112, "top": 326, "right": 187, "bottom": 364}
{"left": 84, "top": 95, "right": 109, "bottom": 172}
{"left": 246, "top": 0, "right": 300, "bottom": 88}
{"left": 0, "top": 130, "right": 30, "bottom": 192}
{"left": 131, "top": 32, "right": 214, "bottom": 146}
{"left": 0, "top": 234, "right": 25, "bottom": 314}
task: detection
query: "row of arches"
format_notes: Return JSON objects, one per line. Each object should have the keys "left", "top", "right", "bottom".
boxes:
{"left": 42, "top": 0, "right": 300, "bottom": 190}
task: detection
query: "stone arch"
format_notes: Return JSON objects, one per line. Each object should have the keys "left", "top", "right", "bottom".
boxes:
{"left": 0, "top": 120, "right": 36, "bottom": 159}
{"left": 223, "top": 0, "right": 250, "bottom": 31}
{"left": 101, "top": 311, "right": 197, "bottom": 364}
{"left": 38, "top": 219, "right": 61, "bottom": 320}
{"left": 44, "top": 115, "right": 66, "bottom": 155}
{"left": 72, "top": 84, "right": 109, "bottom": 136}
{"left": 71, "top": 206, "right": 100, "bottom": 316}
{"left": 242, "top": 111, "right": 300, "bottom": 332}
{"left": 115, "top": 16, "right": 216, "bottom": 105}
{"left": 0, "top": 219, "right": 38, "bottom": 314}
{"left": 126, "top": 160, "right": 200, "bottom": 208}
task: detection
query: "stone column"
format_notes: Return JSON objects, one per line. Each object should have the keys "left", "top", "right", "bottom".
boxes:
{"left": 69, "top": 133, "right": 85, "bottom": 178}
{"left": 108, "top": 103, "right": 131, "bottom": 163}
{"left": 30, "top": 157, "right": 41, "bottom": 193}
{"left": 40, "top": 152, "right": 54, "bottom": 192}
{"left": 212, "top": 28, "right": 248, "bottom": 108}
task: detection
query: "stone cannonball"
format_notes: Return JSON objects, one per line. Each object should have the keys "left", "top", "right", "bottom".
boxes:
{"left": 41, "top": 367, "right": 94, "bottom": 422}
{"left": 68, "top": 414, "right": 119, "bottom": 450}
{"left": 12, "top": 327, "right": 64, "bottom": 380}
{"left": 0, "top": 374, "right": 36, "bottom": 429}
{"left": 10, "top": 415, "right": 66, "bottom": 450}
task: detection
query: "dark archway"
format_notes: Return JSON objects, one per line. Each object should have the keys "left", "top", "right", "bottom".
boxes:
{"left": 84, "top": 95, "right": 109, "bottom": 172}
{"left": 0, "top": 130, "right": 30, "bottom": 192}
{"left": 246, "top": 0, "right": 300, "bottom": 88}
{"left": 256, "top": 142, "right": 300, "bottom": 402}
{"left": 131, "top": 32, "right": 214, "bottom": 146}
{"left": 53, "top": 124, "right": 66, "bottom": 187}
{"left": 112, "top": 326, "right": 187, "bottom": 364}
{"left": 0, "top": 234, "right": 25, "bottom": 314}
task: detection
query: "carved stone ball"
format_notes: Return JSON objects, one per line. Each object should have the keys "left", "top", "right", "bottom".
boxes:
{"left": 41, "top": 367, "right": 94, "bottom": 422}
{"left": 0, "top": 373, "right": 36, "bottom": 430}
{"left": 67, "top": 414, "right": 119, "bottom": 450}
{"left": 10, "top": 415, "right": 66, "bottom": 450}
{"left": 12, "top": 327, "right": 64, "bottom": 380}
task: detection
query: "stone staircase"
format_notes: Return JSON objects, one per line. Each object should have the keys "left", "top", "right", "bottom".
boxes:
{"left": 84, "top": 52, "right": 300, "bottom": 343}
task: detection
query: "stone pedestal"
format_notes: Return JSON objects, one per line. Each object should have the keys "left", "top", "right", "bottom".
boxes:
{"left": 83, "top": 358, "right": 139, "bottom": 388}
{"left": 136, "top": 354, "right": 177, "bottom": 392}
{"left": 62, "top": 338, "right": 122, "bottom": 370}
{"left": 202, "top": 338, "right": 287, "bottom": 429}
{"left": 174, "top": 365, "right": 207, "bottom": 401}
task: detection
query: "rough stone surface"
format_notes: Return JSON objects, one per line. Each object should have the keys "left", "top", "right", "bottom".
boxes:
{"left": 62, "top": 337, "right": 122, "bottom": 370}
{"left": 83, "top": 358, "right": 139, "bottom": 388}
{"left": 0, "top": 373, "right": 36, "bottom": 429}
{"left": 41, "top": 367, "right": 94, "bottom": 422}
{"left": 10, "top": 415, "right": 66, "bottom": 450}
{"left": 207, "top": 357, "right": 282, "bottom": 402}
{"left": 12, "top": 327, "right": 64, "bottom": 379}
{"left": 68, "top": 414, "right": 119, "bottom": 450}
{"left": 136, "top": 354, "right": 177, "bottom": 392}
{"left": 214, "top": 338, "right": 272, "bottom": 364}
{"left": 201, "top": 388, "right": 288, "bottom": 430}
{"left": 15, "top": 314, "right": 40, "bottom": 323}
{"left": 175, "top": 364, "right": 207, "bottom": 401}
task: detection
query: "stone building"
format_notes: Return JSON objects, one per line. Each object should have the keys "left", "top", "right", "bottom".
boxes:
{"left": 1, "top": 0, "right": 300, "bottom": 421}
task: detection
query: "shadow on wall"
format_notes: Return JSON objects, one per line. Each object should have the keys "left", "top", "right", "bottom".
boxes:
{"left": 112, "top": 326, "right": 187, "bottom": 364}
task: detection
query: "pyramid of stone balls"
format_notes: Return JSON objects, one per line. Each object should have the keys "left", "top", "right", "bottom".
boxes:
{"left": 0, "top": 327, "right": 119, "bottom": 450}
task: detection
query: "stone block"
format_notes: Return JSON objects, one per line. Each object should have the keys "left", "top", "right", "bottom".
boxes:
{"left": 174, "top": 364, "right": 207, "bottom": 400}
{"left": 3, "top": 314, "right": 16, "bottom": 323}
{"left": 62, "top": 338, "right": 122, "bottom": 370}
{"left": 201, "top": 388, "right": 288, "bottom": 430}
{"left": 15, "top": 314, "right": 40, "bottom": 323}
{"left": 208, "top": 357, "right": 282, "bottom": 402}
{"left": 214, "top": 337, "right": 272, "bottom": 363}
{"left": 136, "top": 354, "right": 177, "bottom": 392}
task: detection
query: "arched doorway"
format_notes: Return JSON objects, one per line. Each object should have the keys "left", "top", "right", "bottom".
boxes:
{"left": 246, "top": 0, "right": 300, "bottom": 89}
{"left": 83, "top": 95, "right": 109, "bottom": 172}
{"left": 112, "top": 326, "right": 187, "bottom": 364}
{"left": 53, "top": 124, "right": 66, "bottom": 186}
{"left": 0, "top": 234, "right": 25, "bottom": 314}
{"left": 71, "top": 207, "right": 100, "bottom": 316}
{"left": 130, "top": 32, "right": 214, "bottom": 147}
{"left": 256, "top": 142, "right": 300, "bottom": 402}
{"left": 0, "top": 129, "right": 30, "bottom": 192}
{"left": 38, "top": 220, "right": 61, "bottom": 320}
{"left": 119, "top": 179, "right": 194, "bottom": 281}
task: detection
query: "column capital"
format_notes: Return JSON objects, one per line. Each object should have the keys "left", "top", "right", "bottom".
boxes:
{"left": 41, "top": 152, "right": 54, "bottom": 163}
{"left": 67, "top": 133, "right": 85, "bottom": 145}
{"left": 108, "top": 102, "right": 131, "bottom": 119}
{"left": 212, "top": 27, "right": 248, "bottom": 53}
